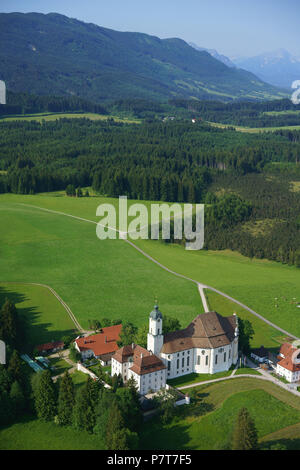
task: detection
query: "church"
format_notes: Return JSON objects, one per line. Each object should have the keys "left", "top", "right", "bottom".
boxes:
{"left": 111, "top": 304, "right": 239, "bottom": 395}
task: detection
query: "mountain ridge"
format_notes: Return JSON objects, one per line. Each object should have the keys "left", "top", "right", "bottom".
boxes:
{"left": 233, "top": 49, "right": 300, "bottom": 89}
{"left": 0, "top": 12, "right": 287, "bottom": 102}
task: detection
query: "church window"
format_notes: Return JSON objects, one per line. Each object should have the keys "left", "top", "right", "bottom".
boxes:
{"left": 187, "top": 356, "right": 190, "bottom": 367}
{"left": 168, "top": 361, "right": 171, "bottom": 371}
{"left": 182, "top": 357, "right": 184, "bottom": 367}
{"left": 229, "top": 349, "right": 231, "bottom": 359}
{"left": 215, "top": 355, "right": 218, "bottom": 365}
{"left": 177, "top": 359, "right": 179, "bottom": 369}
{"left": 224, "top": 352, "right": 226, "bottom": 362}
{"left": 205, "top": 356, "right": 208, "bottom": 366}
{"left": 197, "top": 355, "right": 200, "bottom": 365}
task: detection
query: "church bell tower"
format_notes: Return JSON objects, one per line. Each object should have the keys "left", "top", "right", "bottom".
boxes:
{"left": 147, "top": 304, "right": 164, "bottom": 356}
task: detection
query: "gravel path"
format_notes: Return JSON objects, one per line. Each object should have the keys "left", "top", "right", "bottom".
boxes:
{"left": 177, "top": 373, "right": 300, "bottom": 397}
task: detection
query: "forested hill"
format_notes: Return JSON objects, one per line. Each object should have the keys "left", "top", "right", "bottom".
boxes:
{"left": 0, "top": 12, "right": 286, "bottom": 102}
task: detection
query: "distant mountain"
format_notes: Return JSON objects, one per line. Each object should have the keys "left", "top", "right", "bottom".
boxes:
{"left": 233, "top": 49, "right": 300, "bottom": 89}
{"left": 0, "top": 12, "right": 286, "bottom": 102}
{"left": 189, "top": 43, "right": 236, "bottom": 68}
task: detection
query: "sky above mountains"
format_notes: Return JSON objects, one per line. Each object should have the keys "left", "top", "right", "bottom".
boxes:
{"left": 1, "top": 0, "right": 299, "bottom": 58}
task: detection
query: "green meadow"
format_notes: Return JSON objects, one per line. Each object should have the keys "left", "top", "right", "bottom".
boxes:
{"left": 0, "top": 414, "right": 104, "bottom": 450}
{"left": 0, "top": 282, "right": 75, "bottom": 350}
{"left": 207, "top": 120, "right": 300, "bottom": 133}
{"left": 0, "top": 112, "right": 140, "bottom": 124}
{"left": 1, "top": 377, "right": 299, "bottom": 450}
{"left": 140, "top": 378, "right": 300, "bottom": 450}
{"left": 134, "top": 240, "right": 300, "bottom": 338}
{"left": 0, "top": 194, "right": 202, "bottom": 338}
{"left": 1, "top": 191, "right": 299, "bottom": 344}
{"left": 205, "top": 290, "right": 286, "bottom": 349}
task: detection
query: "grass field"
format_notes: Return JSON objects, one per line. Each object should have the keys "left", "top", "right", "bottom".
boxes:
{"left": 0, "top": 282, "right": 75, "bottom": 350}
{"left": 0, "top": 112, "right": 140, "bottom": 124}
{"left": 260, "top": 422, "right": 300, "bottom": 450}
{"left": 205, "top": 290, "right": 285, "bottom": 349}
{"left": 0, "top": 414, "right": 104, "bottom": 450}
{"left": 207, "top": 120, "right": 300, "bottom": 133}
{"left": 1, "top": 191, "right": 299, "bottom": 343}
{"left": 141, "top": 378, "right": 300, "bottom": 450}
{"left": 234, "top": 367, "right": 261, "bottom": 376}
{"left": 167, "top": 369, "right": 233, "bottom": 387}
{"left": 134, "top": 240, "right": 300, "bottom": 338}
{"left": 0, "top": 194, "right": 202, "bottom": 335}
{"left": 1, "top": 376, "right": 299, "bottom": 450}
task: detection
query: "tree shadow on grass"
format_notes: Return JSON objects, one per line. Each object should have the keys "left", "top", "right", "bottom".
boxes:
{"left": 140, "top": 415, "right": 192, "bottom": 450}
{"left": 0, "top": 286, "right": 76, "bottom": 353}
{"left": 261, "top": 438, "right": 300, "bottom": 450}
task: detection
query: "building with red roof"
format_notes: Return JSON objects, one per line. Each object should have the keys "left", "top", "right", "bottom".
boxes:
{"left": 276, "top": 343, "right": 300, "bottom": 383}
{"left": 75, "top": 324, "right": 122, "bottom": 365}
{"left": 36, "top": 341, "right": 64, "bottom": 354}
{"left": 112, "top": 343, "right": 166, "bottom": 395}
{"left": 111, "top": 304, "right": 239, "bottom": 395}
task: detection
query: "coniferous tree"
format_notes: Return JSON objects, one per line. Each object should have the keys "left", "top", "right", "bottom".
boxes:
{"left": 8, "top": 350, "right": 23, "bottom": 384}
{"left": 10, "top": 380, "right": 25, "bottom": 415}
{"left": 0, "top": 299, "right": 18, "bottom": 347}
{"left": 73, "top": 377, "right": 98, "bottom": 432}
{"left": 105, "top": 402, "right": 129, "bottom": 450}
{"left": 34, "top": 370, "right": 57, "bottom": 421}
{"left": 57, "top": 371, "right": 75, "bottom": 426}
{"left": 232, "top": 407, "right": 258, "bottom": 450}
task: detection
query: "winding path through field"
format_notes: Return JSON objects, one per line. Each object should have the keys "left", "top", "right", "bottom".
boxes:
{"left": 16, "top": 203, "right": 300, "bottom": 341}
{"left": 177, "top": 372, "right": 300, "bottom": 398}
{"left": 0, "top": 280, "right": 84, "bottom": 333}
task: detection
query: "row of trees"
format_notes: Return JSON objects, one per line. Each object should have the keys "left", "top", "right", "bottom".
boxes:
{"left": 32, "top": 368, "right": 140, "bottom": 449}
{"left": 170, "top": 98, "right": 300, "bottom": 128}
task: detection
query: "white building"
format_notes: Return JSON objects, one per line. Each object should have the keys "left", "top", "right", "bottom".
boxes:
{"left": 250, "top": 345, "right": 268, "bottom": 364}
{"left": 112, "top": 305, "right": 239, "bottom": 394}
{"left": 276, "top": 343, "right": 300, "bottom": 383}
{"left": 0, "top": 81, "right": 6, "bottom": 105}
{"left": 111, "top": 343, "right": 167, "bottom": 396}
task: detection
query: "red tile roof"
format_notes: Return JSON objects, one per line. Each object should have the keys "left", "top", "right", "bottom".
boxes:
{"left": 277, "top": 343, "right": 300, "bottom": 373}
{"left": 36, "top": 341, "right": 64, "bottom": 352}
{"left": 113, "top": 343, "right": 166, "bottom": 375}
{"left": 75, "top": 324, "right": 122, "bottom": 357}
{"left": 161, "top": 312, "right": 237, "bottom": 354}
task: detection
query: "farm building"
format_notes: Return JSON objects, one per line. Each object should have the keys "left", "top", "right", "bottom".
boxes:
{"left": 36, "top": 340, "right": 64, "bottom": 354}
{"left": 276, "top": 343, "right": 300, "bottom": 383}
{"left": 75, "top": 324, "right": 122, "bottom": 365}
{"left": 250, "top": 345, "right": 269, "bottom": 363}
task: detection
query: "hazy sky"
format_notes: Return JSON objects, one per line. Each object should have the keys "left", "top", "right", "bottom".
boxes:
{"left": 1, "top": 0, "right": 299, "bottom": 58}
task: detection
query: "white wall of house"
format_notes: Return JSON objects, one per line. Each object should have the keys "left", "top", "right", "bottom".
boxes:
{"left": 276, "top": 363, "right": 300, "bottom": 383}
{"left": 250, "top": 353, "right": 266, "bottom": 363}
{"left": 111, "top": 357, "right": 167, "bottom": 395}
{"left": 75, "top": 342, "right": 94, "bottom": 361}
{"left": 128, "top": 368, "right": 167, "bottom": 395}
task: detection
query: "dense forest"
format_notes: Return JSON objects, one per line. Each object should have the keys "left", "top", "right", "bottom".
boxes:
{"left": 0, "top": 91, "right": 107, "bottom": 116}
{"left": 169, "top": 99, "right": 300, "bottom": 128}
{"left": 0, "top": 115, "right": 299, "bottom": 266}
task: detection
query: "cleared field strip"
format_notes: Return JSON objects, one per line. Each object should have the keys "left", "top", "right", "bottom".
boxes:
{"left": 16, "top": 203, "right": 299, "bottom": 341}
{"left": 0, "top": 280, "right": 83, "bottom": 332}
{"left": 207, "top": 120, "right": 300, "bottom": 133}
